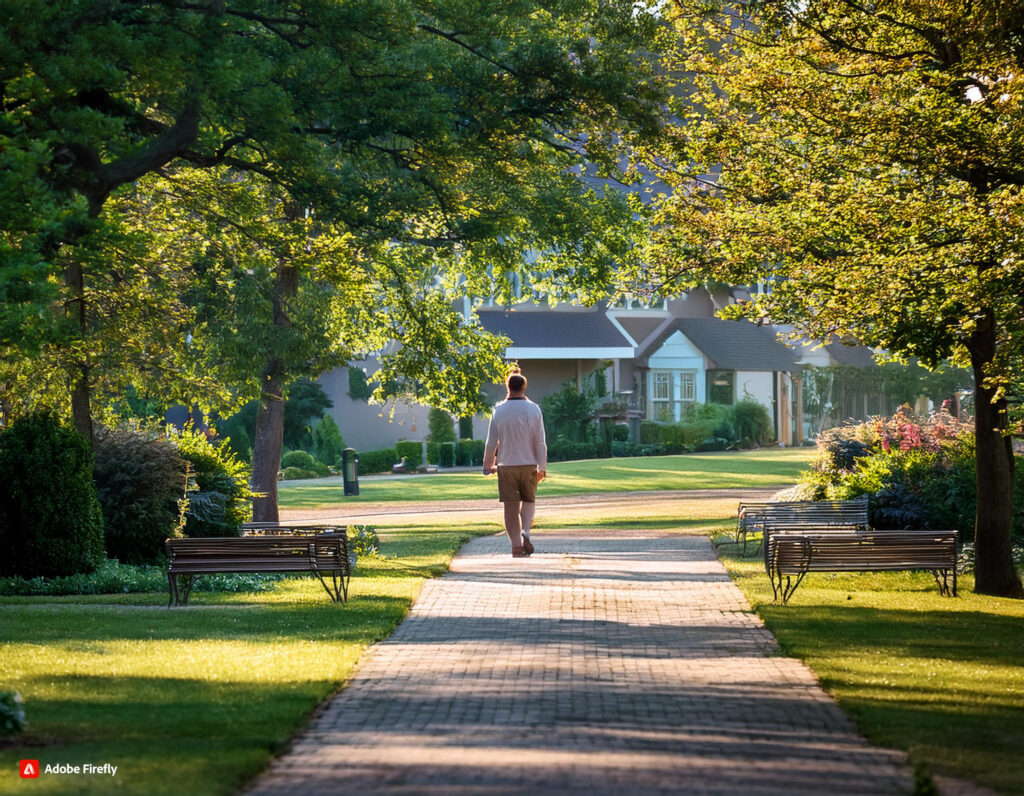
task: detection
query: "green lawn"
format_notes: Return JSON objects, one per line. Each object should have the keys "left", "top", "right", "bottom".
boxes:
{"left": 279, "top": 448, "right": 813, "bottom": 508}
{"left": 0, "top": 527, "right": 486, "bottom": 796}
{"left": 716, "top": 541, "right": 1024, "bottom": 794}
{"left": 5, "top": 448, "right": 1021, "bottom": 796}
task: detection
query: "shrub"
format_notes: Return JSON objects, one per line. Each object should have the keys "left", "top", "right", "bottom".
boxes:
{"left": 428, "top": 408, "right": 456, "bottom": 444}
{"left": 730, "top": 397, "right": 774, "bottom": 446}
{"left": 0, "top": 558, "right": 282, "bottom": 596}
{"left": 456, "top": 439, "right": 485, "bottom": 466}
{"left": 348, "top": 525, "right": 380, "bottom": 556}
{"left": 311, "top": 414, "right": 345, "bottom": 467}
{"left": 426, "top": 441, "right": 456, "bottom": 467}
{"left": 694, "top": 402, "right": 735, "bottom": 441}
{"left": 395, "top": 440, "right": 423, "bottom": 468}
{"left": 661, "top": 420, "right": 716, "bottom": 452}
{"left": 0, "top": 412, "right": 104, "bottom": 577}
{"left": 173, "top": 426, "right": 252, "bottom": 537}
{"left": 695, "top": 436, "right": 731, "bottom": 452}
{"left": 281, "top": 466, "right": 319, "bottom": 480}
{"left": 93, "top": 427, "right": 184, "bottom": 565}
{"left": 548, "top": 440, "right": 600, "bottom": 462}
{"left": 0, "top": 691, "right": 26, "bottom": 737}
{"left": 541, "top": 381, "right": 596, "bottom": 443}
{"left": 281, "top": 449, "right": 317, "bottom": 470}
{"left": 612, "top": 425, "right": 630, "bottom": 442}
{"left": 357, "top": 448, "right": 398, "bottom": 474}
{"left": 611, "top": 441, "right": 665, "bottom": 457}
{"left": 796, "top": 408, "right": 1022, "bottom": 543}
{"left": 640, "top": 421, "right": 662, "bottom": 445}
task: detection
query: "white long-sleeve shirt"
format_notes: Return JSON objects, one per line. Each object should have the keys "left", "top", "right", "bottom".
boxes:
{"left": 483, "top": 397, "right": 547, "bottom": 470}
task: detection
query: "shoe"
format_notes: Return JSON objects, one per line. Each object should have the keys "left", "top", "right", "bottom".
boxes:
{"left": 511, "top": 546, "right": 528, "bottom": 558}
{"left": 522, "top": 536, "right": 534, "bottom": 556}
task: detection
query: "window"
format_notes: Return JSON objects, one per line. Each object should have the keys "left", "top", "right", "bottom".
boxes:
{"left": 708, "top": 370, "right": 735, "bottom": 405}
{"left": 653, "top": 372, "right": 671, "bottom": 400}
{"left": 650, "top": 370, "right": 697, "bottom": 421}
{"left": 679, "top": 372, "right": 695, "bottom": 402}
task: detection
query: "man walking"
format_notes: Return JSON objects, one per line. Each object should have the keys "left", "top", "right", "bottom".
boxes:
{"left": 482, "top": 371, "right": 547, "bottom": 557}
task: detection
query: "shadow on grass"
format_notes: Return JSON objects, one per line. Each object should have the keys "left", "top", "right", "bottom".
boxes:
{"left": 0, "top": 594, "right": 411, "bottom": 644}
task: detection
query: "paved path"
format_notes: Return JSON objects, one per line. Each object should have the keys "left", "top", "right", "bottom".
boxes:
{"left": 247, "top": 528, "right": 913, "bottom": 795}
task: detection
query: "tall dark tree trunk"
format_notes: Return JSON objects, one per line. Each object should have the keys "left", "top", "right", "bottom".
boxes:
{"left": 250, "top": 263, "right": 299, "bottom": 523}
{"left": 251, "top": 361, "right": 286, "bottom": 523}
{"left": 65, "top": 261, "right": 94, "bottom": 445}
{"left": 968, "top": 309, "right": 1023, "bottom": 597}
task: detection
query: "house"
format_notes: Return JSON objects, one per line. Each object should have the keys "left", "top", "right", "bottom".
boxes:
{"left": 319, "top": 286, "right": 814, "bottom": 451}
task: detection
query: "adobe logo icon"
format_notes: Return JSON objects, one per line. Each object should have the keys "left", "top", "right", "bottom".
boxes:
{"left": 19, "top": 760, "right": 40, "bottom": 779}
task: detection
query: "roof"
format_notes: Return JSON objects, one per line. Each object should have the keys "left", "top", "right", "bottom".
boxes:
{"left": 825, "top": 342, "right": 879, "bottom": 368}
{"left": 476, "top": 308, "right": 633, "bottom": 352}
{"left": 641, "top": 318, "right": 799, "bottom": 371}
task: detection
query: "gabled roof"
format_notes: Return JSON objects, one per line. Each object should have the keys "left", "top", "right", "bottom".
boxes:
{"left": 641, "top": 318, "right": 799, "bottom": 371}
{"left": 824, "top": 342, "right": 879, "bottom": 368}
{"left": 476, "top": 308, "right": 633, "bottom": 351}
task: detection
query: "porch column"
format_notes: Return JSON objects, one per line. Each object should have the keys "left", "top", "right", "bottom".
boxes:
{"left": 793, "top": 372, "right": 804, "bottom": 445}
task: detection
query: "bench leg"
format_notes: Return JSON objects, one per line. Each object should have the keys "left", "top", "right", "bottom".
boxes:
{"left": 311, "top": 569, "right": 348, "bottom": 603}
{"left": 931, "top": 568, "right": 957, "bottom": 597}
{"left": 178, "top": 575, "right": 197, "bottom": 606}
{"left": 167, "top": 573, "right": 177, "bottom": 607}
{"left": 712, "top": 531, "right": 743, "bottom": 551}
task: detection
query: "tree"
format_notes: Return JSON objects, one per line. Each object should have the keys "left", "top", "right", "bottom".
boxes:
{"left": 647, "top": 1, "right": 1024, "bottom": 595}
{"left": 2, "top": 0, "right": 666, "bottom": 520}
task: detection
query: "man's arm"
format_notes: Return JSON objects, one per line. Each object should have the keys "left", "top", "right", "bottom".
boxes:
{"left": 482, "top": 413, "right": 499, "bottom": 475}
{"left": 533, "top": 406, "right": 547, "bottom": 479}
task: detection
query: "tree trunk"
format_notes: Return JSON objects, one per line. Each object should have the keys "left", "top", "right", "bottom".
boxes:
{"left": 70, "top": 365, "right": 94, "bottom": 444}
{"left": 250, "top": 263, "right": 299, "bottom": 523}
{"left": 251, "top": 361, "right": 286, "bottom": 523}
{"left": 968, "top": 310, "right": 1023, "bottom": 597}
{"left": 65, "top": 261, "right": 94, "bottom": 445}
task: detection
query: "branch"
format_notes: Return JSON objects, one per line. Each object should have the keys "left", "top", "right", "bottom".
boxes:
{"left": 96, "top": 94, "right": 202, "bottom": 201}
{"left": 416, "top": 24, "right": 522, "bottom": 78}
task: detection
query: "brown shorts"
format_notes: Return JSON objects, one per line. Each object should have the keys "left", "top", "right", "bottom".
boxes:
{"left": 497, "top": 465, "right": 539, "bottom": 503}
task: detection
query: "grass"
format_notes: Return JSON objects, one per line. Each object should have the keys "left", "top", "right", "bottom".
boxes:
{"left": 716, "top": 538, "right": 1024, "bottom": 794}
{"left": 5, "top": 448, "right": 1021, "bottom": 795}
{"left": 0, "top": 526, "right": 490, "bottom": 795}
{"left": 279, "top": 448, "right": 813, "bottom": 508}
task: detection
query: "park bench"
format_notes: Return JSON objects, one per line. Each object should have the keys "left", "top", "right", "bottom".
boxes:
{"left": 720, "top": 496, "right": 870, "bottom": 553}
{"left": 766, "top": 529, "right": 958, "bottom": 604}
{"left": 165, "top": 533, "right": 351, "bottom": 607}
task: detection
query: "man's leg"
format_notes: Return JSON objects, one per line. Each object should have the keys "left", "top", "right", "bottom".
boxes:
{"left": 520, "top": 501, "right": 535, "bottom": 537}
{"left": 503, "top": 500, "right": 523, "bottom": 550}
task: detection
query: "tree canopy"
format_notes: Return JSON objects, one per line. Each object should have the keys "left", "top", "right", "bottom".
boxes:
{"left": 644, "top": 0, "right": 1024, "bottom": 596}
{"left": 2, "top": 0, "right": 666, "bottom": 518}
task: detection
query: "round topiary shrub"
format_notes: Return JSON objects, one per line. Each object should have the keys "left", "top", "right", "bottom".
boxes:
{"left": 281, "top": 449, "right": 317, "bottom": 470}
{"left": 0, "top": 412, "right": 104, "bottom": 577}
{"left": 93, "top": 427, "right": 185, "bottom": 564}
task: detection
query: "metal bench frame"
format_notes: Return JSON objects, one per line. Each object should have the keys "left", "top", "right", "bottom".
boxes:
{"left": 766, "top": 529, "right": 959, "bottom": 604}
{"left": 165, "top": 533, "right": 351, "bottom": 606}
{"left": 721, "top": 496, "right": 870, "bottom": 554}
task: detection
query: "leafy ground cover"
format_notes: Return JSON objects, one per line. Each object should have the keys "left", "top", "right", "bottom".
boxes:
{"left": 278, "top": 448, "right": 813, "bottom": 509}
{"left": 716, "top": 541, "right": 1024, "bottom": 794}
{"left": 0, "top": 527, "right": 484, "bottom": 795}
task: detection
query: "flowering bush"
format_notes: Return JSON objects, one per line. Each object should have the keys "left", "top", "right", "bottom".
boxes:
{"left": 798, "top": 407, "right": 1024, "bottom": 543}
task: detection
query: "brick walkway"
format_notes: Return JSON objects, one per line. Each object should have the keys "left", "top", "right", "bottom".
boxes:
{"left": 246, "top": 530, "right": 913, "bottom": 795}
